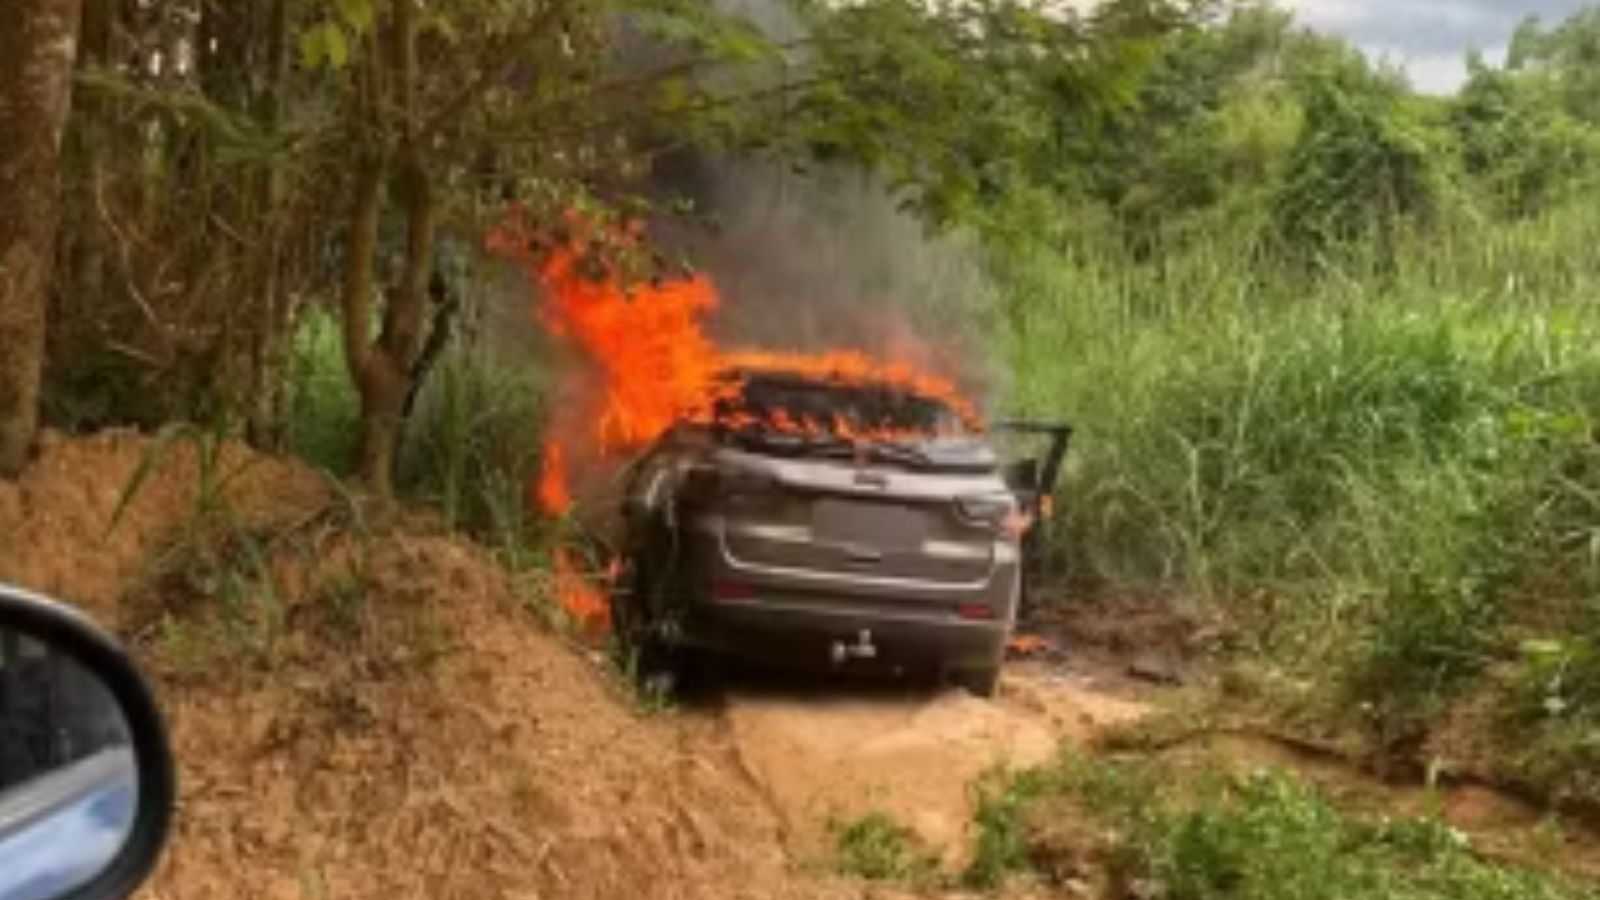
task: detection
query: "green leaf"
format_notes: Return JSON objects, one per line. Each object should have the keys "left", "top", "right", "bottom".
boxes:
{"left": 298, "top": 25, "right": 327, "bottom": 69}
{"left": 1521, "top": 638, "right": 1567, "bottom": 659}
{"left": 299, "top": 22, "right": 350, "bottom": 70}
{"left": 335, "top": 0, "right": 375, "bottom": 32}
{"left": 323, "top": 23, "right": 351, "bottom": 69}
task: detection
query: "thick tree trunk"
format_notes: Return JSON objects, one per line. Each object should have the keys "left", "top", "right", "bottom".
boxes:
{"left": 345, "top": 0, "right": 437, "bottom": 499}
{"left": 0, "top": 0, "right": 83, "bottom": 476}
{"left": 342, "top": 151, "right": 389, "bottom": 493}
{"left": 354, "top": 155, "right": 436, "bottom": 496}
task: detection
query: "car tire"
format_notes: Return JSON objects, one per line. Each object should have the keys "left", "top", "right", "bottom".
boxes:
{"left": 610, "top": 546, "right": 704, "bottom": 700}
{"left": 952, "top": 666, "right": 1001, "bottom": 698}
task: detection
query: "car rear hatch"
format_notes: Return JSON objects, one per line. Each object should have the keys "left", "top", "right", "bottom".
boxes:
{"left": 712, "top": 442, "right": 1013, "bottom": 598}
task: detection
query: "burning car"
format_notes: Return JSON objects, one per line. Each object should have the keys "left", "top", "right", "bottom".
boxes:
{"left": 486, "top": 211, "right": 1068, "bottom": 695}
{"left": 608, "top": 366, "right": 1069, "bottom": 697}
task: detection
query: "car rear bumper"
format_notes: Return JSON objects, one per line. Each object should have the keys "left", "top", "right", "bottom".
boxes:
{"left": 677, "top": 593, "right": 1011, "bottom": 675}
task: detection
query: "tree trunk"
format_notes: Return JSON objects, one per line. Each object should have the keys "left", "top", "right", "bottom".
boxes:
{"left": 355, "top": 346, "right": 410, "bottom": 496}
{"left": 354, "top": 152, "right": 437, "bottom": 496}
{"left": 65, "top": 0, "right": 111, "bottom": 315}
{"left": 246, "top": 0, "right": 293, "bottom": 450}
{"left": 344, "top": 0, "right": 437, "bottom": 499}
{"left": 341, "top": 150, "right": 389, "bottom": 493}
{"left": 0, "top": 0, "right": 83, "bottom": 476}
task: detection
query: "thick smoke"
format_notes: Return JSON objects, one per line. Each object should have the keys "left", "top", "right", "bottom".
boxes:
{"left": 475, "top": 0, "right": 1008, "bottom": 418}
{"left": 637, "top": 0, "right": 1009, "bottom": 411}
{"left": 647, "top": 154, "right": 1002, "bottom": 402}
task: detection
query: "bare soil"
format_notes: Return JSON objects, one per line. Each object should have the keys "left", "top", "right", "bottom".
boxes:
{"left": 714, "top": 663, "right": 1150, "bottom": 868}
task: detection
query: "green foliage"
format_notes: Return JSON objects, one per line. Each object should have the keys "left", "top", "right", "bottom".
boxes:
{"left": 997, "top": 191, "right": 1600, "bottom": 740}
{"left": 832, "top": 812, "right": 940, "bottom": 883}
{"left": 284, "top": 308, "right": 362, "bottom": 478}
{"left": 1513, "top": 636, "right": 1600, "bottom": 725}
{"left": 783, "top": 0, "right": 1196, "bottom": 229}
{"left": 1139, "top": 772, "right": 1582, "bottom": 900}
{"left": 1504, "top": 9, "right": 1600, "bottom": 124}
{"left": 965, "top": 767, "right": 1060, "bottom": 887}
{"left": 284, "top": 302, "right": 553, "bottom": 546}
{"left": 1274, "top": 52, "right": 1452, "bottom": 266}
{"left": 108, "top": 422, "right": 293, "bottom": 671}
{"left": 978, "top": 755, "right": 1593, "bottom": 900}
{"left": 1452, "top": 61, "right": 1600, "bottom": 218}
{"left": 396, "top": 338, "right": 549, "bottom": 540}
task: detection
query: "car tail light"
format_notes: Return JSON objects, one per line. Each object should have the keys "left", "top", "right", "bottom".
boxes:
{"left": 955, "top": 492, "right": 1017, "bottom": 530}
{"left": 711, "top": 579, "right": 757, "bottom": 602}
{"left": 957, "top": 602, "right": 996, "bottom": 620}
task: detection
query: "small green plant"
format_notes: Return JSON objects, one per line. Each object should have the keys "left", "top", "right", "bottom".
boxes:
{"left": 833, "top": 811, "right": 940, "bottom": 883}
{"left": 1514, "top": 638, "right": 1600, "bottom": 722}
{"left": 108, "top": 421, "right": 261, "bottom": 538}
{"left": 610, "top": 640, "right": 678, "bottom": 715}
{"left": 152, "top": 614, "right": 212, "bottom": 677}
{"left": 317, "top": 561, "right": 372, "bottom": 641}
{"left": 965, "top": 766, "right": 1059, "bottom": 888}
{"left": 107, "top": 422, "right": 310, "bottom": 669}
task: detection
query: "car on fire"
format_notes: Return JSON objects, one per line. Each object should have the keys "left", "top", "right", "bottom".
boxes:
{"left": 609, "top": 367, "right": 1069, "bottom": 697}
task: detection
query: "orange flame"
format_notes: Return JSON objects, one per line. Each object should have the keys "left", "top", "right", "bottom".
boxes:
{"left": 489, "top": 209, "right": 980, "bottom": 635}
{"left": 535, "top": 441, "right": 572, "bottom": 516}
{"left": 488, "top": 209, "right": 978, "bottom": 488}
{"left": 551, "top": 548, "right": 611, "bottom": 635}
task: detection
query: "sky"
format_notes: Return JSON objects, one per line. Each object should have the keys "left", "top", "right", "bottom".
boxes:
{"left": 1284, "top": 0, "right": 1597, "bottom": 94}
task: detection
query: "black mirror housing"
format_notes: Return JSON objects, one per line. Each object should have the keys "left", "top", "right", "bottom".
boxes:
{"left": 0, "top": 584, "right": 176, "bottom": 900}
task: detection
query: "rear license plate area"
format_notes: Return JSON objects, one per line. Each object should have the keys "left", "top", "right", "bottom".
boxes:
{"left": 811, "top": 498, "right": 927, "bottom": 550}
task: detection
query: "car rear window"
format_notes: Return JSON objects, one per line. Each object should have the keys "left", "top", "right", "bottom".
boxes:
{"left": 712, "top": 371, "right": 967, "bottom": 438}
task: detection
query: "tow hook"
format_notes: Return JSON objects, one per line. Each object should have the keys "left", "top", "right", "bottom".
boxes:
{"left": 831, "top": 629, "right": 877, "bottom": 665}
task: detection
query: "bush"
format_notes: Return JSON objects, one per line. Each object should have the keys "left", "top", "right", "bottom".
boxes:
{"left": 982, "top": 754, "right": 1591, "bottom": 900}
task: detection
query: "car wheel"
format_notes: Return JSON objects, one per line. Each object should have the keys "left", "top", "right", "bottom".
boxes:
{"left": 952, "top": 666, "right": 1001, "bottom": 698}
{"left": 610, "top": 548, "right": 699, "bottom": 700}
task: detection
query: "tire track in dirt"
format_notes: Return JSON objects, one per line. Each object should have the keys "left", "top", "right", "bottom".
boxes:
{"left": 714, "top": 665, "right": 1151, "bottom": 866}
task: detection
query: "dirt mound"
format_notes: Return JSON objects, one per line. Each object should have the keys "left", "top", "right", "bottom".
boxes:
{"left": 0, "top": 428, "right": 330, "bottom": 625}
{"left": 0, "top": 432, "right": 861, "bottom": 900}
{"left": 147, "top": 534, "right": 842, "bottom": 900}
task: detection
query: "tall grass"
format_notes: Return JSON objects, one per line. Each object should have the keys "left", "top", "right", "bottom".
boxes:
{"left": 396, "top": 338, "right": 550, "bottom": 543}
{"left": 1000, "top": 199, "right": 1600, "bottom": 749}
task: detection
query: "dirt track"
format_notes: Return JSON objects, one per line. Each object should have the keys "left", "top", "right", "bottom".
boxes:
{"left": 714, "top": 665, "right": 1150, "bottom": 866}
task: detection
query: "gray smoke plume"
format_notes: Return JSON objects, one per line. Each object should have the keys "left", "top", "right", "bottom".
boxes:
{"left": 647, "top": 154, "right": 1007, "bottom": 410}
{"left": 478, "top": 0, "right": 1009, "bottom": 418}
{"left": 634, "top": 0, "right": 1008, "bottom": 409}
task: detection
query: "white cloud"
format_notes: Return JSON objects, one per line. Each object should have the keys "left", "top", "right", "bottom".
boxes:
{"left": 1277, "top": 0, "right": 1595, "bottom": 94}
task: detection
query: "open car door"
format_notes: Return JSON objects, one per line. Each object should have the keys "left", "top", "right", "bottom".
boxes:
{"left": 992, "top": 421, "right": 1073, "bottom": 619}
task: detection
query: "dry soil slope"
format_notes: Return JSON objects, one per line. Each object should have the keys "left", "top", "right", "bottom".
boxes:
{"left": 0, "top": 432, "right": 858, "bottom": 900}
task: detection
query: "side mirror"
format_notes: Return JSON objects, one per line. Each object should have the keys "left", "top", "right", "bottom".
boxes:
{"left": 0, "top": 584, "right": 175, "bottom": 900}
